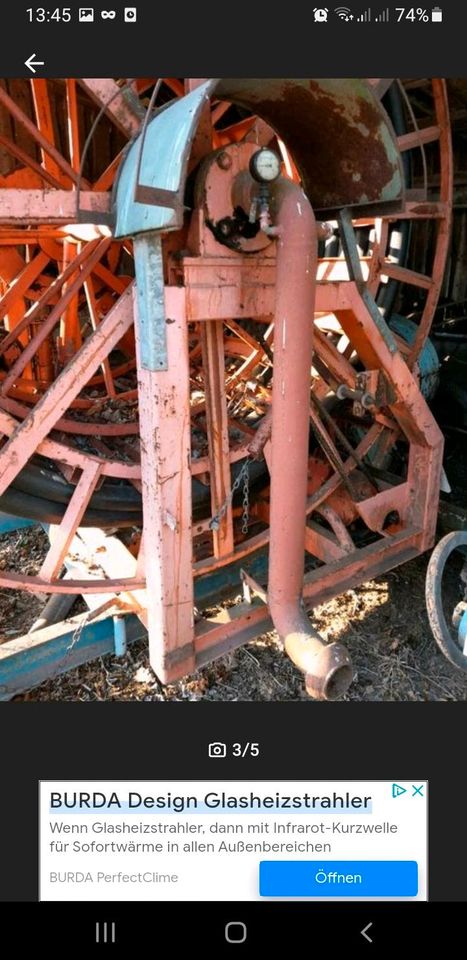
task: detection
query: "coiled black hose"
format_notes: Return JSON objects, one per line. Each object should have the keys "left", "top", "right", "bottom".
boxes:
{"left": 13, "top": 460, "right": 141, "bottom": 511}
{"left": 0, "top": 454, "right": 270, "bottom": 528}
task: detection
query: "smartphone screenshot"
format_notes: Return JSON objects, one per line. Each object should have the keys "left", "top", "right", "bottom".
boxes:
{"left": 0, "top": 0, "right": 466, "bottom": 949}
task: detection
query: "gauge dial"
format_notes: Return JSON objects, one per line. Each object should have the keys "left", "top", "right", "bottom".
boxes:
{"left": 249, "top": 148, "right": 281, "bottom": 183}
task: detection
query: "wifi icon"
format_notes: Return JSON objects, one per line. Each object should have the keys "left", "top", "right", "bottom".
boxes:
{"left": 334, "top": 5, "right": 353, "bottom": 18}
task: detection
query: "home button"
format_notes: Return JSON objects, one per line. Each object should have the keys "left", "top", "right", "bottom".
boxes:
{"left": 225, "top": 921, "right": 247, "bottom": 944}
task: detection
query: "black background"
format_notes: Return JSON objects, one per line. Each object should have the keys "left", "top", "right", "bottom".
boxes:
{"left": 0, "top": 0, "right": 465, "bottom": 918}
{"left": 1, "top": 704, "right": 463, "bottom": 901}
{"left": 1, "top": 0, "right": 466, "bottom": 76}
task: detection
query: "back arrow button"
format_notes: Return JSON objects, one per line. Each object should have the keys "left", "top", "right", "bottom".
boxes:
{"left": 361, "top": 922, "right": 373, "bottom": 943}
{"left": 25, "top": 54, "right": 45, "bottom": 74}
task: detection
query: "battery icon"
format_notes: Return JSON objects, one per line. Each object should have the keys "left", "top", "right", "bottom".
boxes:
{"left": 431, "top": 6, "right": 442, "bottom": 20}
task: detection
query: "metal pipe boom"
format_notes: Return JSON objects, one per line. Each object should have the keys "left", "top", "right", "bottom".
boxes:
{"left": 267, "top": 179, "right": 353, "bottom": 700}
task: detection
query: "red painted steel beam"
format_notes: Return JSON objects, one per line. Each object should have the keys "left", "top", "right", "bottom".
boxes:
{"left": 134, "top": 283, "right": 195, "bottom": 681}
{"left": 0, "top": 238, "right": 112, "bottom": 392}
{"left": 0, "top": 85, "right": 84, "bottom": 187}
{"left": 0, "top": 407, "right": 140, "bottom": 480}
{"left": 78, "top": 79, "right": 144, "bottom": 138}
{"left": 0, "top": 189, "right": 110, "bottom": 224}
{"left": 0, "top": 283, "right": 134, "bottom": 495}
{"left": 39, "top": 461, "right": 104, "bottom": 580}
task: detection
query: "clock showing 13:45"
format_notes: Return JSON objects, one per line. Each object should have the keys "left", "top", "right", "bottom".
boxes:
{"left": 27, "top": 8, "right": 73, "bottom": 20}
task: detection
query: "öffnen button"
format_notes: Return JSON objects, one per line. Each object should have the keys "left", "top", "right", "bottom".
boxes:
{"left": 259, "top": 861, "right": 418, "bottom": 897}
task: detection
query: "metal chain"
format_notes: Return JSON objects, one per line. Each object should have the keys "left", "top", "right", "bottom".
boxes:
{"left": 68, "top": 610, "right": 92, "bottom": 651}
{"left": 209, "top": 458, "right": 251, "bottom": 533}
{"left": 242, "top": 463, "right": 250, "bottom": 535}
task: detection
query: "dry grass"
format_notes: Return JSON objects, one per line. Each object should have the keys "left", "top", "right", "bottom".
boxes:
{"left": 3, "top": 526, "right": 466, "bottom": 701}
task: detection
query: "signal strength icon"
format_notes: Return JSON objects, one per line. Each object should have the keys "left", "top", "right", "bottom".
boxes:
{"left": 334, "top": 5, "right": 352, "bottom": 18}
{"left": 357, "top": 6, "right": 371, "bottom": 20}
{"left": 375, "top": 6, "right": 389, "bottom": 20}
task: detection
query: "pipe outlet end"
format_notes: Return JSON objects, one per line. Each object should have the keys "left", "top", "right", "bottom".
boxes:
{"left": 305, "top": 642, "right": 353, "bottom": 701}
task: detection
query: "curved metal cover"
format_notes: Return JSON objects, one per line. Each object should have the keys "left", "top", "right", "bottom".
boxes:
{"left": 217, "top": 78, "right": 404, "bottom": 217}
{"left": 114, "top": 78, "right": 404, "bottom": 238}
{"left": 114, "top": 80, "right": 215, "bottom": 238}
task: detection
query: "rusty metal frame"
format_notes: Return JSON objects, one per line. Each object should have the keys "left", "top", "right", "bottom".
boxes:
{"left": 0, "top": 77, "right": 453, "bottom": 697}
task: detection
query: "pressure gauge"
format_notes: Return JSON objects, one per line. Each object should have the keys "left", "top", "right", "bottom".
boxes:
{"left": 249, "top": 148, "right": 281, "bottom": 184}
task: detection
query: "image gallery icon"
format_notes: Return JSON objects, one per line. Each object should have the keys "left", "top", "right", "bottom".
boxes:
{"left": 124, "top": 6, "right": 137, "bottom": 20}
{"left": 78, "top": 7, "right": 95, "bottom": 21}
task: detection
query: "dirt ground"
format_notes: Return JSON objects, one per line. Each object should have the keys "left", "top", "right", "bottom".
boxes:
{"left": 2, "top": 434, "right": 467, "bottom": 703}
{"left": 2, "top": 522, "right": 467, "bottom": 702}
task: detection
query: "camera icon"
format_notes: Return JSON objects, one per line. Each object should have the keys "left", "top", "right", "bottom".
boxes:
{"left": 124, "top": 7, "right": 137, "bottom": 21}
{"left": 208, "top": 742, "right": 227, "bottom": 758}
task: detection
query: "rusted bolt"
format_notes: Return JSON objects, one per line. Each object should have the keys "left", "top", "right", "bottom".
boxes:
{"left": 317, "top": 221, "right": 334, "bottom": 241}
{"left": 336, "top": 383, "right": 371, "bottom": 403}
{"left": 361, "top": 392, "right": 376, "bottom": 409}
{"left": 217, "top": 151, "right": 232, "bottom": 170}
{"left": 337, "top": 383, "right": 376, "bottom": 409}
{"left": 336, "top": 384, "right": 358, "bottom": 402}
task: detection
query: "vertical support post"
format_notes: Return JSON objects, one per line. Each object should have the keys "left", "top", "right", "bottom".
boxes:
{"left": 200, "top": 320, "right": 235, "bottom": 557}
{"left": 113, "top": 616, "right": 127, "bottom": 657}
{"left": 133, "top": 235, "right": 194, "bottom": 681}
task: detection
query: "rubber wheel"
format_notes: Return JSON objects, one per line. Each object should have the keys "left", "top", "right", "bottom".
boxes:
{"left": 426, "top": 531, "right": 467, "bottom": 671}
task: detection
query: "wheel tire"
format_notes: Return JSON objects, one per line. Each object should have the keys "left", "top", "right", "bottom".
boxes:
{"left": 426, "top": 530, "right": 467, "bottom": 671}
